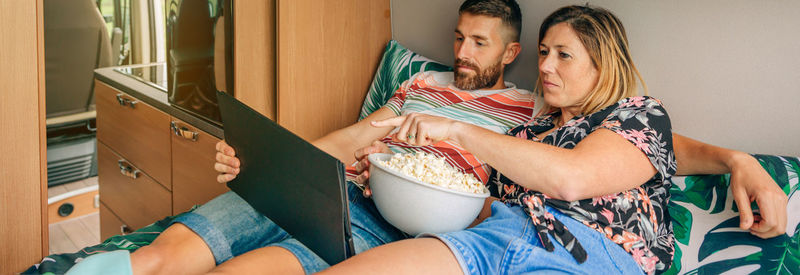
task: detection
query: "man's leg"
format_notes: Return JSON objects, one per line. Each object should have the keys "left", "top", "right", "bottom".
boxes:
{"left": 130, "top": 223, "right": 216, "bottom": 275}
{"left": 127, "top": 191, "right": 296, "bottom": 275}
{"left": 205, "top": 181, "right": 410, "bottom": 274}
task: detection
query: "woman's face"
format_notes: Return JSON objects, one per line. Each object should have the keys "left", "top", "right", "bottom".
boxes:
{"left": 538, "top": 22, "right": 599, "bottom": 115}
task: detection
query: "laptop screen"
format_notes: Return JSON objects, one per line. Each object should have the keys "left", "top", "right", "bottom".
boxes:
{"left": 216, "top": 91, "right": 355, "bottom": 264}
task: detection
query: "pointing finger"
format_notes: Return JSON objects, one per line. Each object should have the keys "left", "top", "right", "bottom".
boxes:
{"left": 371, "top": 116, "right": 407, "bottom": 128}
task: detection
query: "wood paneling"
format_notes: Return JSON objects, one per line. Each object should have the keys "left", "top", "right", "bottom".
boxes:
{"left": 95, "top": 81, "right": 172, "bottom": 189}
{"left": 234, "top": 0, "right": 276, "bottom": 120}
{"left": 277, "top": 0, "right": 391, "bottom": 141}
{"left": 97, "top": 143, "right": 171, "bottom": 231}
{"left": 0, "top": 0, "right": 47, "bottom": 273}
{"left": 170, "top": 117, "right": 228, "bottom": 214}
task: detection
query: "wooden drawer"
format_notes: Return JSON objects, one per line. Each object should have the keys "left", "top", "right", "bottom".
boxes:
{"left": 95, "top": 81, "right": 172, "bottom": 189}
{"left": 171, "top": 118, "right": 229, "bottom": 213}
{"left": 97, "top": 142, "right": 171, "bottom": 231}
{"left": 99, "top": 202, "right": 129, "bottom": 241}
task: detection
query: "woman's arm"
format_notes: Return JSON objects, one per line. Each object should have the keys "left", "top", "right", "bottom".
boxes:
{"left": 373, "top": 114, "right": 658, "bottom": 201}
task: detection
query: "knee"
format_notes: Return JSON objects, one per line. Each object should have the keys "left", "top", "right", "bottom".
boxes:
{"left": 130, "top": 244, "right": 168, "bottom": 274}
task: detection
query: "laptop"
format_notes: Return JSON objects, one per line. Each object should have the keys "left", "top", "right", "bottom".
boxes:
{"left": 216, "top": 91, "right": 356, "bottom": 265}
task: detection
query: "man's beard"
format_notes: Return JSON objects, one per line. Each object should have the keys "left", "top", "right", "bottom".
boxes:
{"left": 453, "top": 59, "right": 503, "bottom": 90}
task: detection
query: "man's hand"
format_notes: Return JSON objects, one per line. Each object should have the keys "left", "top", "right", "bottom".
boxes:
{"left": 729, "top": 153, "right": 788, "bottom": 238}
{"left": 353, "top": 140, "right": 391, "bottom": 197}
{"left": 215, "top": 140, "right": 241, "bottom": 184}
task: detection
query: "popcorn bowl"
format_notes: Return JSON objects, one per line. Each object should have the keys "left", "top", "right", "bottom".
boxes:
{"left": 367, "top": 153, "right": 490, "bottom": 236}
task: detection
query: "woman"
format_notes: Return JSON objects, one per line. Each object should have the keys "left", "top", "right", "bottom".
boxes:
{"left": 322, "top": 5, "right": 676, "bottom": 274}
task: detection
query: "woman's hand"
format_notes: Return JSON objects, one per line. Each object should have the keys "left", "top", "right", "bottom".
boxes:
{"left": 352, "top": 141, "right": 392, "bottom": 197}
{"left": 728, "top": 153, "right": 788, "bottom": 238}
{"left": 214, "top": 140, "right": 241, "bottom": 184}
{"left": 370, "top": 113, "right": 461, "bottom": 146}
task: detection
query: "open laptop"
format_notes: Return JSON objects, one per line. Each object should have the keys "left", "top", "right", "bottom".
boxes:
{"left": 216, "top": 91, "right": 356, "bottom": 265}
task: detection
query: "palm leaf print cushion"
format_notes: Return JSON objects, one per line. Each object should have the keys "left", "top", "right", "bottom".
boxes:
{"left": 665, "top": 155, "right": 800, "bottom": 274}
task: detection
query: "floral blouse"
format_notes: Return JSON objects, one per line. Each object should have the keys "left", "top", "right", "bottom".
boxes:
{"left": 489, "top": 96, "right": 677, "bottom": 274}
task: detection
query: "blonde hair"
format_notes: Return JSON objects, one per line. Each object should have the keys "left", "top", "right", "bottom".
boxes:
{"left": 535, "top": 5, "right": 647, "bottom": 116}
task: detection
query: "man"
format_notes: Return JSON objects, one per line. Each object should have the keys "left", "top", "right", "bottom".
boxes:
{"left": 130, "top": 0, "right": 787, "bottom": 274}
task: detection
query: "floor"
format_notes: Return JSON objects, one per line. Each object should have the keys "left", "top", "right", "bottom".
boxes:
{"left": 48, "top": 176, "right": 101, "bottom": 255}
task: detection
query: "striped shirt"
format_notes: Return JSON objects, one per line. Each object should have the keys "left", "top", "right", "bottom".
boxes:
{"left": 347, "top": 71, "right": 535, "bottom": 183}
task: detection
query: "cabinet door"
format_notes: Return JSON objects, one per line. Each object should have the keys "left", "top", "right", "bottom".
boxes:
{"left": 170, "top": 118, "right": 229, "bottom": 214}
{"left": 95, "top": 81, "right": 172, "bottom": 189}
{"left": 99, "top": 202, "right": 129, "bottom": 241}
{"left": 97, "top": 142, "right": 171, "bottom": 230}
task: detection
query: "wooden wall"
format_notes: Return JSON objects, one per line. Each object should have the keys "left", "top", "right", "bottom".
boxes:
{"left": 276, "top": 0, "right": 392, "bottom": 140}
{"left": 234, "top": 0, "right": 392, "bottom": 141}
{"left": 0, "top": 0, "right": 48, "bottom": 273}
{"left": 234, "top": 0, "right": 277, "bottom": 120}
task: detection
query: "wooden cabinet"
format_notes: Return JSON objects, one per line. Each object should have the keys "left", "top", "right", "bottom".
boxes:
{"left": 170, "top": 118, "right": 227, "bottom": 214}
{"left": 96, "top": 81, "right": 227, "bottom": 238}
{"left": 100, "top": 202, "right": 129, "bottom": 240}
{"left": 96, "top": 82, "right": 172, "bottom": 189}
{"left": 97, "top": 142, "right": 172, "bottom": 231}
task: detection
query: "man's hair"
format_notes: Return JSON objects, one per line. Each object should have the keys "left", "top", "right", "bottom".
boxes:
{"left": 536, "top": 5, "right": 647, "bottom": 115}
{"left": 459, "top": 0, "right": 522, "bottom": 43}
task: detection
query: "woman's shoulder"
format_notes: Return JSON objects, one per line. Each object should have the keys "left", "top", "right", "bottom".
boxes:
{"left": 590, "top": 95, "right": 671, "bottom": 133}
{"left": 609, "top": 96, "right": 666, "bottom": 111}
{"left": 594, "top": 96, "right": 668, "bottom": 118}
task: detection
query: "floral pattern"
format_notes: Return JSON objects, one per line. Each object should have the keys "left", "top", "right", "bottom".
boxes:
{"left": 491, "top": 96, "right": 677, "bottom": 274}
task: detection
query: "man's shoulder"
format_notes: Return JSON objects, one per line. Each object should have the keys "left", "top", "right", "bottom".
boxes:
{"left": 405, "top": 71, "right": 454, "bottom": 88}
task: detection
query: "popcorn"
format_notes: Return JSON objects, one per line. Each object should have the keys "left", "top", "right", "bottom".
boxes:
{"left": 380, "top": 152, "right": 486, "bottom": 194}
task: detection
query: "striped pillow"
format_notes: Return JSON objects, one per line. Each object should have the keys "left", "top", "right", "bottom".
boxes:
{"left": 359, "top": 40, "right": 452, "bottom": 120}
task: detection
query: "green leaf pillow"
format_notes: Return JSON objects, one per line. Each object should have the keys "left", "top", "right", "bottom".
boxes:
{"left": 359, "top": 40, "right": 452, "bottom": 120}
{"left": 665, "top": 155, "right": 800, "bottom": 274}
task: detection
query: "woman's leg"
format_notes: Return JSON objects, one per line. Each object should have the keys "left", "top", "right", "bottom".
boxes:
{"left": 318, "top": 238, "right": 462, "bottom": 275}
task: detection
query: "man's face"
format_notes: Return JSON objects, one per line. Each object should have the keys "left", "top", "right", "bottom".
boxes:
{"left": 453, "top": 13, "right": 509, "bottom": 90}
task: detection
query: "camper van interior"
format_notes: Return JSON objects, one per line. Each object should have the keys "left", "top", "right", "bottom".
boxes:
{"left": 1, "top": 0, "right": 798, "bottom": 274}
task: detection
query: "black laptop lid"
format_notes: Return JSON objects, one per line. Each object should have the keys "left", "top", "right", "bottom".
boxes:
{"left": 216, "top": 91, "right": 355, "bottom": 265}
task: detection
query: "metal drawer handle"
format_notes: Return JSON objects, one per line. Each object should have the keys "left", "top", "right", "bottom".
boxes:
{"left": 117, "top": 160, "right": 141, "bottom": 179}
{"left": 171, "top": 121, "right": 198, "bottom": 141}
{"left": 120, "top": 224, "right": 133, "bottom": 235}
{"left": 116, "top": 93, "right": 138, "bottom": 109}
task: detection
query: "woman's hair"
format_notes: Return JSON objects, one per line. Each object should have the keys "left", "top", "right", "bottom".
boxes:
{"left": 536, "top": 5, "right": 647, "bottom": 116}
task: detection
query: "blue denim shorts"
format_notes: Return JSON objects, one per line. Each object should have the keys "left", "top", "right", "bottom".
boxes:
{"left": 171, "top": 181, "right": 408, "bottom": 274}
{"left": 425, "top": 201, "right": 644, "bottom": 274}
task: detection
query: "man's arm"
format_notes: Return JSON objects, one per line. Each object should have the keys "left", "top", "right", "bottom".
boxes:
{"left": 311, "top": 107, "right": 397, "bottom": 164}
{"left": 673, "top": 133, "right": 788, "bottom": 238}
{"left": 674, "top": 133, "right": 746, "bottom": 175}
{"left": 215, "top": 107, "right": 397, "bottom": 184}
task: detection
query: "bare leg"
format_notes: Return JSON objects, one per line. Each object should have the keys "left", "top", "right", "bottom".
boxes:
{"left": 206, "top": 246, "right": 304, "bottom": 275}
{"left": 318, "top": 238, "right": 462, "bottom": 274}
{"left": 130, "top": 223, "right": 216, "bottom": 275}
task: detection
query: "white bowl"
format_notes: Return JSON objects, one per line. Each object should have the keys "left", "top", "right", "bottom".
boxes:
{"left": 367, "top": 153, "right": 489, "bottom": 235}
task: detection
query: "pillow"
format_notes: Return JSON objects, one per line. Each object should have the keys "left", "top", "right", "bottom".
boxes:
{"left": 665, "top": 154, "right": 800, "bottom": 274}
{"left": 359, "top": 40, "right": 452, "bottom": 120}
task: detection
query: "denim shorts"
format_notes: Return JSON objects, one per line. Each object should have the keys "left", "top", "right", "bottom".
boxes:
{"left": 171, "top": 181, "right": 408, "bottom": 274}
{"left": 425, "top": 201, "right": 645, "bottom": 274}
